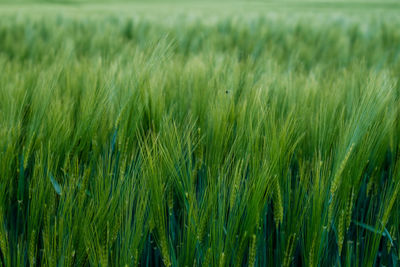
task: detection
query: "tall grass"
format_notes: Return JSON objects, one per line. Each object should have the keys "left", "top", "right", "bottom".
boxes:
{"left": 0, "top": 9, "right": 400, "bottom": 266}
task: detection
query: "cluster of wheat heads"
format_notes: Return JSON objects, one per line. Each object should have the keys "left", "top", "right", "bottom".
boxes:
{"left": 0, "top": 11, "right": 400, "bottom": 267}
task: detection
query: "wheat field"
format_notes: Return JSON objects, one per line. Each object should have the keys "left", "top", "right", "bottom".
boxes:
{"left": 0, "top": 1, "right": 400, "bottom": 266}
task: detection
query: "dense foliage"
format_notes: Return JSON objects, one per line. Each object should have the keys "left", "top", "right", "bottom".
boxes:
{"left": 0, "top": 6, "right": 400, "bottom": 266}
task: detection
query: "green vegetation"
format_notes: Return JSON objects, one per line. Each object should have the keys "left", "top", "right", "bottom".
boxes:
{"left": 0, "top": 2, "right": 400, "bottom": 266}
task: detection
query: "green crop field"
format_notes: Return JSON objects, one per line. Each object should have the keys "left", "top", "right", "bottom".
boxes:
{"left": 0, "top": 1, "right": 400, "bottom": 266}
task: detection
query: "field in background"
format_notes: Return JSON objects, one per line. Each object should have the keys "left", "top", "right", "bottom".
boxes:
{"left": 0, "top": 1, "right": 400, "bottom": 266}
